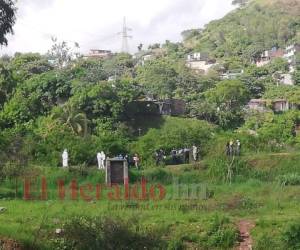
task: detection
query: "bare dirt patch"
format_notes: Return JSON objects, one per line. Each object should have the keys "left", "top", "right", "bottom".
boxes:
{"left": 236, "top": 220, "right": 255, "bottom": 250}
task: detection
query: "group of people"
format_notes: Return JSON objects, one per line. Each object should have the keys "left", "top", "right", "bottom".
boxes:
{"left": 155, "top": 145, "right": 200, "bottom": 166}
{"left": 62, "top": 141, "right": 236, "bottom": 169}
{"left": 61, "top": 149, "right": 140, "bottom": 169}
{"left": 226, "top": 140, "right": 241, "bottom": 157}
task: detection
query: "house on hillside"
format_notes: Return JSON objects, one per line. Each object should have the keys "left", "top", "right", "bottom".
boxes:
{"left": 84, "top": 49, "right": 112, "bottom": 59}
{"left": 255, "top": 47, "right": 285, "bottom": 67}
{"left": 221, "top": 69, "right": 244, "bottom": 80}
{"left": 247, "top": 99, "right": 268, "bottom": 112}
{"left": 283, "top": 44, "right": 300, "bottom": 64}
{"left": 279, "top": 73, "right": 294, "bottom": 85}
{"left": 186, "top": 52, "right": 217, "bottom": 74}
{"left": 247, "top": 99, "right": 293, "bottom": 112}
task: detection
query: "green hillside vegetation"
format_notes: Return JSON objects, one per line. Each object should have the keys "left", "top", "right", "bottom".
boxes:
{"left": 0, "top": 0, "right": 300, "bottom": 249}
{"left": 183, "top": 0, "right": 300, "bottom": 62}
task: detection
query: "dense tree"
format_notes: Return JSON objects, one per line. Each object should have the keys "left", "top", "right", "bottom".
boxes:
{"left": 200, "top": 80, "right": 250, "bottom": 128}
{"left": 0, "top": 62, "right": 15, "bottom": 108}
{"left": 47, "top": 37, "right": 80, "bottom": 69}
{"left": 0, "top": 0, "right": 16, "bottom": 46}
{"left": 136, "top": 58, "right": 178, "bottom": 99}
{"left": 52, "top": 104, "right": 89, "bottom": 137}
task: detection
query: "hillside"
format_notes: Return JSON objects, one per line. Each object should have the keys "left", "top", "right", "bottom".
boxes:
{"left": 183, "top": 0, "right": 300, "bottom": 61}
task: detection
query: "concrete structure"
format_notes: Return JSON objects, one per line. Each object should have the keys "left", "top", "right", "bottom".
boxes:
{"left": 248, "top": 99, "right": 292, "bottom": 112}
{"left": 272, "top": 99, "right": 290, "bottom": 112}
{"left": 84, "top": 49, "right": 112, "bottom": 59}
{"left": 247, "top": 99, "right": 268, "bottom": 112}
{"left": 156, "top": 99, "right": 186, "bottom": 116}
{"left": 284, "top": 44, "right": 300, "bottom": 64}
{"left": 221, "top": 70, "right": 244, "bottom": 80}
{"left": 280, "top": 73, "right": 294, "bottom": 86}
{"left": 255, "top": 47, "right": 285, "bottom": 67}
{"left": 105, "top": 158, "right": 128, "bottom": 185}
{"left": 186, "top": 52, "right": 216, "bottom": 74}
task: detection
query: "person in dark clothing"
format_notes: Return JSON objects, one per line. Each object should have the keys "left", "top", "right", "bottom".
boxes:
{"left": 171, "top": 149, "right": 177, "bottom": 165}
{"left": 183, "top": 147, "right": 190, "bottom": 164}
{"left": 155, "top": 150, "right": 160, "bottom": 166}
{"left": 226, "top": 142, "right": 230, "bottom": 156}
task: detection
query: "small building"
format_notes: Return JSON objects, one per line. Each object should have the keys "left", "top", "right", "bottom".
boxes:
{"left": 84, "top": 49, "right": 112, "bottom": 59}
{"left": 247, "top": 99, "right": 292, "bottom": 112}
{"left": 255, "top": 47, "right": 285, "bottom": 67}
{"left": 221, "top": 70, "right": 244, "bottom": 80}
{"left": 247, "top": 99, "right": 268, "bottom": 112}
{"left": 105, "top": 158, "right": 128, "bottom": 186}
{"left": 279, "top": 73, "right": 294, "bottom": 86}
{"left": 186, "top": 52, "right": 216, "bottom": 74}
{"left": 272, "top": 99, "right": 290, "bottom": 112}
{"left": 283, "top": 44, "right": 300, "bottom": 64}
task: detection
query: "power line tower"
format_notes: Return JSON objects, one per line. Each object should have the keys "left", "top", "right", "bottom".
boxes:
{"left": 118, "top": 17, "right": 132, "bottom": 53}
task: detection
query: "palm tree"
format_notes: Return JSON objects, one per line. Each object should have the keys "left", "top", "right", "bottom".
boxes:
{"left": 53, "top": 103, "right": 89, "bottom": 137}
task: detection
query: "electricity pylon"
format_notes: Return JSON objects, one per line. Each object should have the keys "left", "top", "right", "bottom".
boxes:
{"left": 118, "top": 17, "right": 132, "bottom": 53}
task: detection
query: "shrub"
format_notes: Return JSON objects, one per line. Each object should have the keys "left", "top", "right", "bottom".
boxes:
{"left": 130, "top": 117, "right": 215, "bottom": 166}
{"left": 282, "top": 221, "right": 300, "bottom": 250}
{"left": 277, "top": 173, "right": 300, "bottom": 186}
{"left": 130, "top": 168, "right": 173, "bottom": 184}
{"left": 200, "top": 215, "right": 239, "bottom": 249}
{"left": 53, "top": 216, "right": 165, "bottom": 250}
{"left": 254, "top": 234, "right": 281, "bottom": 250}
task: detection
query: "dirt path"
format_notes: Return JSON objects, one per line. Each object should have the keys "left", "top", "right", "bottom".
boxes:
{"left": 236, "top": 220, "right": 255, "bottom": 250}
{"left": 0, "top": 238, "right": 22, "bottom": 250}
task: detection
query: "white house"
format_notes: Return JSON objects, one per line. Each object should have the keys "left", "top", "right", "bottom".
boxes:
{"left": 186, "top": 52, "right": 216, "bottom": 74}
{"left": 283, "top": 44, "right": 300, "bottom": 64}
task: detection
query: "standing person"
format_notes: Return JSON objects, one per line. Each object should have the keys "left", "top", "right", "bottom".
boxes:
{"left": 236, "top": 140, "right": 241, "bottom": 156}
{"left": 184, "top": 147, "right": 190, "bottom": 164}
{"left": 62, "top": 149, "right": 68, "bottom": 168}
{"left": 133, "top": 154, "right": 140, "bottom": 169}
{"left": 192, "top": 145, "right": 198, "bottom": 162}
{"left": 97, "top": 151, "right": 106, "bottom": 169}
{"left": 226, "top": 142, "right": 230, "bottom": 156}
{"left": 97, "top": 152, "right": 101, "bottom": 169}
{"left": 155, "top": 150, "right": 160, "bottom": 166}
{"left": 229, "top": 140, "right": 234, "bottom": 157}
{"left": 171, "top": 148, "right": 177, "bottom": 165}
{"left": 159, "top": 149, "right": 165, "bottom": 164}
{"left": 124, "top": 154, "right": 130, "bottom": 166}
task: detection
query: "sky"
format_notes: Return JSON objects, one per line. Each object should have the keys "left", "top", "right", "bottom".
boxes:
{"left": 0, "top": 0, "right": 235, "bottom": 55}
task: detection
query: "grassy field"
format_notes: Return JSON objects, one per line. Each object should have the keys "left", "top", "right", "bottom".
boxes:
{"left": 1, "top": 153, "right": 300, "bottom": 249}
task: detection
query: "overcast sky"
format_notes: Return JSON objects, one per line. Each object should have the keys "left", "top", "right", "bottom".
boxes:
{"left": 0, "top": 0, "right": 235, "bottom": 55}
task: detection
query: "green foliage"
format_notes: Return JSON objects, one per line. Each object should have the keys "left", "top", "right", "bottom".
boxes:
{"left": 0, "top": 0, "right": 16, "bottom": 46}
{"left": 282, "top": 221, "right": 300, "bottom": 250}
{"left": 55, "top": 216, "right": 165, "bottom": 250}
{"left": 257, "top": 111, "right": 299, "bottom": 144}
{"left": 10, "top": 53, "right": 53, "bottom": 81}
{"left": 136, "top": 58, "right": 178, "bottom": 98}
{"left": 131, "top": 117, "right": 215, "bottom": 165}
{"left": 184, "top": 0, "right": 300, "bottom": 62}
{"left": 193, "top": 79, "right": 250, "bottom": 128}
{"left": 263, "top": 85, "right": 300, "bottom": 105}
{"left": 277, "top": 173, "right": 300, "bottom": 186}
{"left": 200, "top": 215, "right": 239, "bottom": 249}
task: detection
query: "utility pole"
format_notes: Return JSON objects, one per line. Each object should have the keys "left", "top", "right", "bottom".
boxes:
{"left": 118, "top": 17, "right": 132, "bottom": 53}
